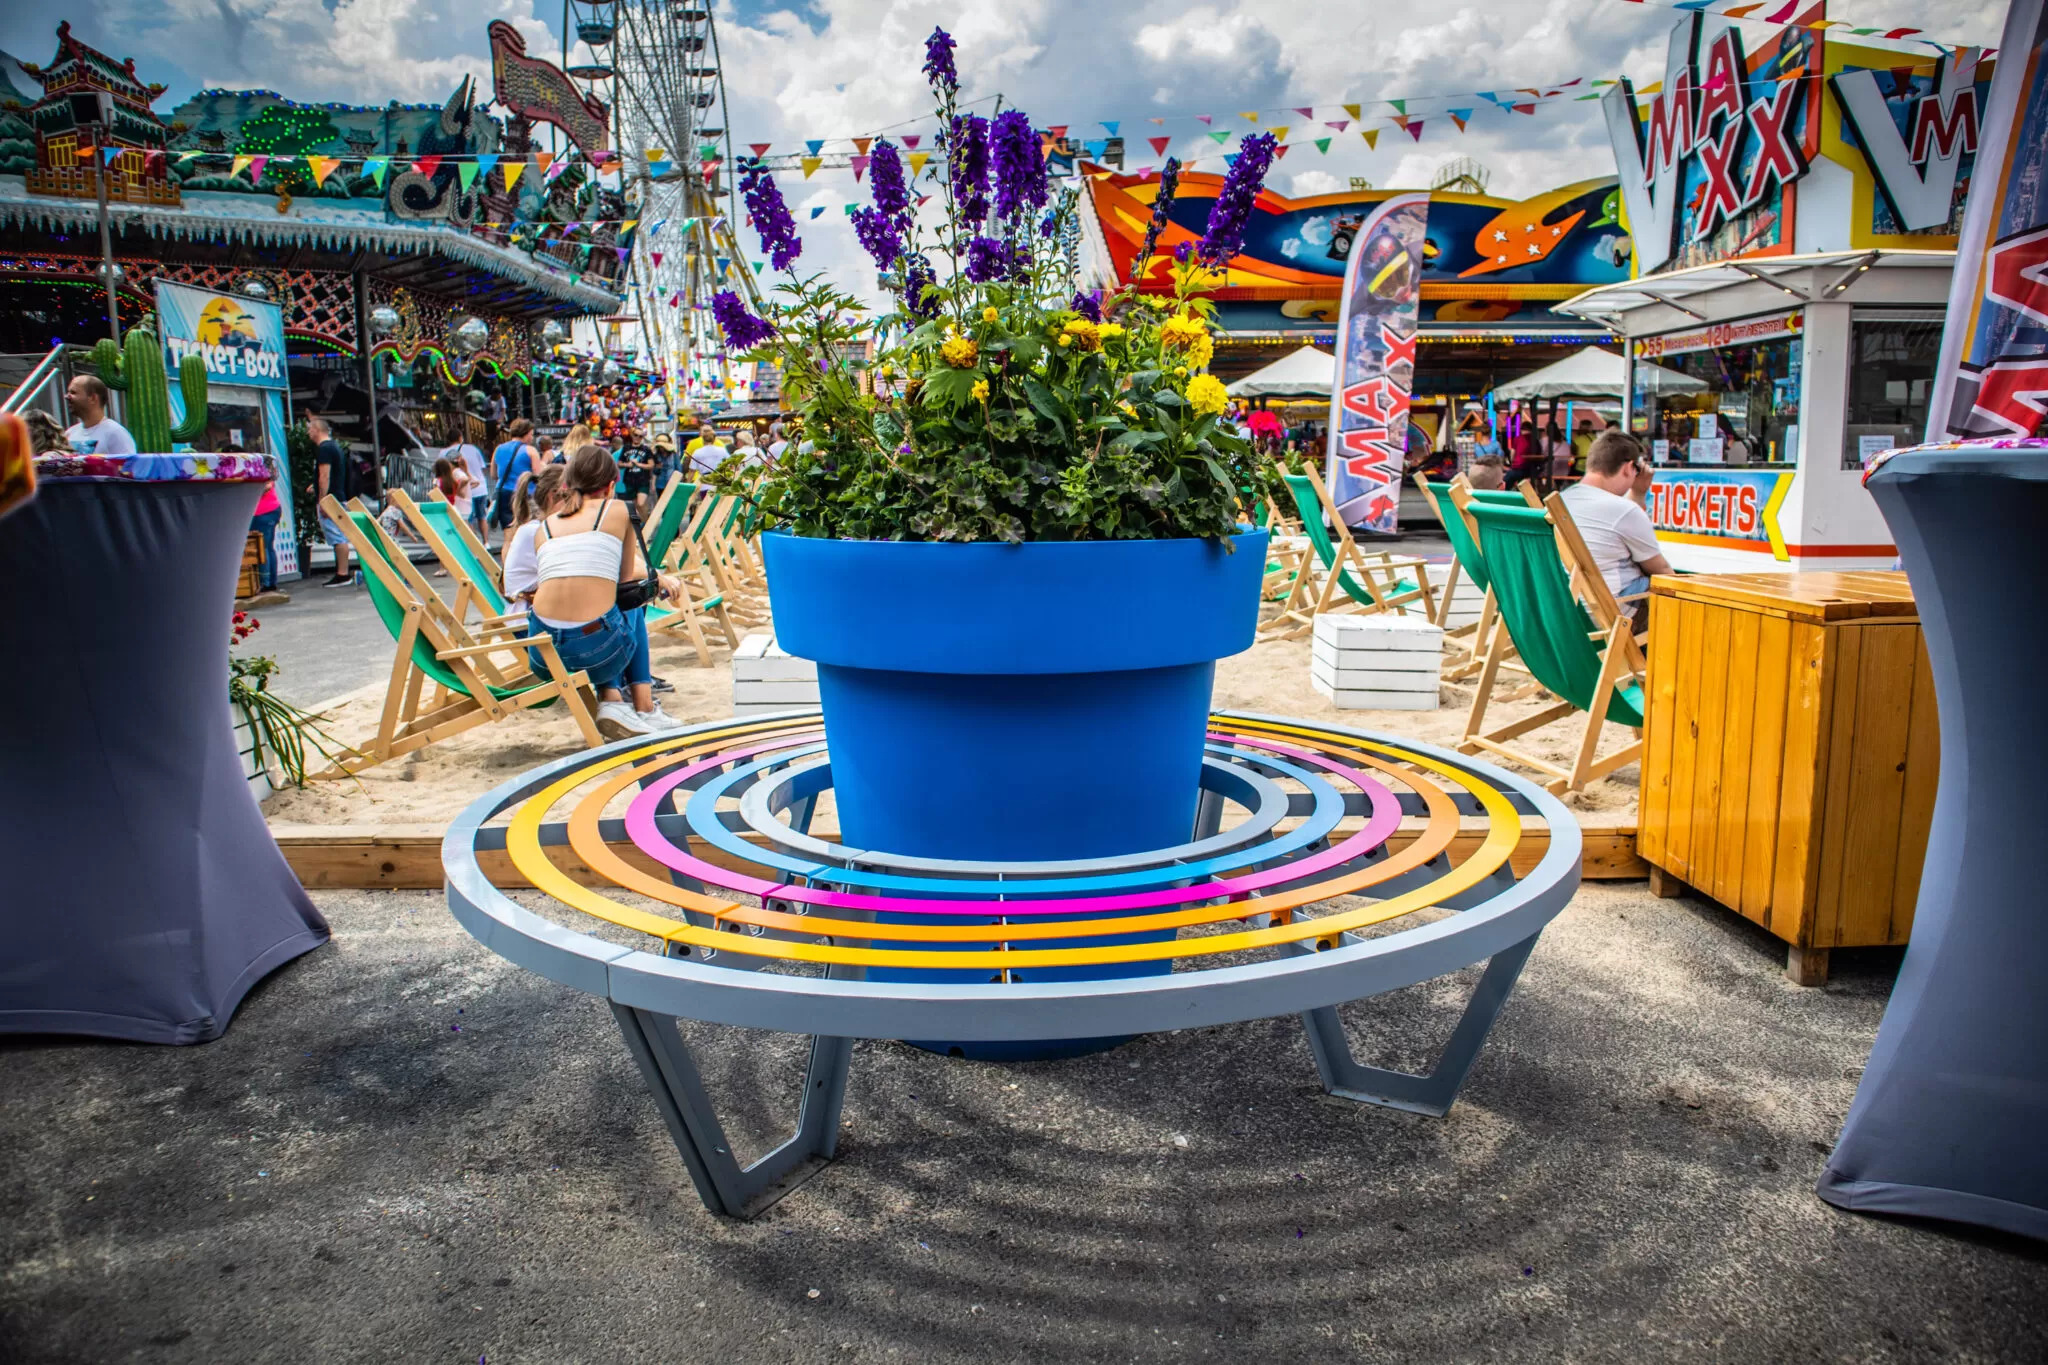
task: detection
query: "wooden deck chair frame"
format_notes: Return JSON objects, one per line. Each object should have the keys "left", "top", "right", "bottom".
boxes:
{"left": 1458, "top": 493, "right": 1647, "bottom": 795}
{"left": 392, "top": 489, "right": 527, "bottom": 641}
{"left": 317, "top": 495, "right": 602, "bottom": 775}
{"left": 1252, "top": 485, "right": 1311, "bottom": 604}
{"left": 640, "top": 476, "right": 744, "bottom": 666}
{"left": 1411, "top": 472, "right": 1476, "bottom": 641}
{"left": 423, "top": 485, "right": 503, "bottom": 589}
{"left": 1261, "top": 461, "right": 1437, "bottom": 641}
{"left": 684, "top": 490, "right": 770, "bottom": 626}
{"left": 1442, "top": 479, "right": 1540, "bottom": 684}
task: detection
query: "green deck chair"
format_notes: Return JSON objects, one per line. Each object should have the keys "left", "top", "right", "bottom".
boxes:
{"left": 1261, "top": 463, "right": 1436, "bottom": 639}
{"left": 318, "top": 497, "right": 601, "bottom": 775}
{"left": 1460, "top": 498, "right": 1646, "bottom": 795}
{"left": 405, "top": 493, "right": 519, "bottom": 629}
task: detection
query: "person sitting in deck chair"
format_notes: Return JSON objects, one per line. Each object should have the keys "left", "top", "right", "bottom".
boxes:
{"left": 1559, "top": 431, "right": 1671, "bottom": 627}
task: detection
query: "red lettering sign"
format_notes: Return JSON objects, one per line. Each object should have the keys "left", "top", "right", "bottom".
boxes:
{"left": 1909, "top": 86, "right": 1980, "bottom": 165}
{"left": 1646, "top": 72, "right": 1695, "bottom": 176}
{"left": 1742, "top": 80, "right": 1807, "bottom": 208}
{"left": 1986, "top": 225, "right": 2048, "bottom": 328}
{"left": 1969, "top": 357, "right": 2048, "bottom": 438}
{"left": 1693, "top": 30, "right": 1747, "bottom": 149}
{"left": 1693, "top": 117, "right": 1747, "bottom": 236}
{"left": 1380, "top": 321, "right": 1418, "bottom": 372}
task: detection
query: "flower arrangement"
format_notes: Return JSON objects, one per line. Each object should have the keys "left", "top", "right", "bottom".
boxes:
{"left": 229, "top": 611, "right": 358, "bottom": 787}
{"left": 709, "top": 27, "right": 1280, "bottom": 545}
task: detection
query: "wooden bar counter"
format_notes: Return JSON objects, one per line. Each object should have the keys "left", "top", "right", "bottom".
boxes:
{"left": 1640, "top": 571, "right": 1938, "bottom": 985}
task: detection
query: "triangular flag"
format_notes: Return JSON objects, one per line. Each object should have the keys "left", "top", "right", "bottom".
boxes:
{"left": 1149, "top": 136, "right": 1171, "bottom": 156}
{"left": 414, "top": 155, "right": 442, "bottom": 179}
{"left": 1449, "top": 109, "right": 1472, "bottom": 131}
{"left": 1270, "top": 126, "right": 1288, "bottom": 142}
{"left": 853, "top": 137, "right": 873, "bottom": 154}
{"left": 916, "top": 194, "right": 932, "bottom": 207}
{"left": 1325, "top": 120, "right": 1350, "bottom": 132}
{"left": 1388, "top": 99, "right": 1406, "bottom": 116}
{"left": 248, "top": 154, "right": 269, "bottom": 180}
{"left": 1084, "top": 139, "right": 1108, "bottom": 158}
{"left": 1101, "top": 121, "right": 1119, "bottom": 136}
{"left": 1195, "top": 114, "right": 1212, "bottom": 125}
{"left": 1239, "top": 111, "right": 1259, "bottom": 122}
{"left": 503, "top": 160, "right": 525, "bottom": 191}
{"left": 903, "top": 134, "right": 921, "bottom": 149}
{"left": 652, "top": 251, "right": 663, "bottom": 266}
{"left": 365, "top": 157, "right": 390, "bottom": 188}
{"left": 1207, "top": 130, "right": 1230, "bottom": 145}
{"left": 908, "top": 151, "right": 930, "bottom": 179}
{"left": 457, "top": 161, "right": 479, "bottom": 190}
{"left": 1294, "top": 107, "right": 1315, "bottom": 119}
{"left": 809, "top": 205, "right": 826, "bottom": 219}
{"left": 1223, "top": 153, "right": 1238, "bottom": 168}
{"left": 533, "top": 152, "right": 554, "bottom": 179}
{"left": 1148, "top": 117, "right": 1165, "bottom": 125}
{"left": 177, "top": 150, "right": 201, "bottom": 163}
{"left": 1343, "top": 103, "right": 1361, "bottom": 120}
{"left": 1274, "top": 144, "right": 1291, "bottom": 159}
{"left": 753, "top": 262, "right": 764, "bottom": 274}
{"left": 306, "top": 156, "right": 339, "bottom": 185}
{"left": 231, "top": 154, "right": 252, "bottom": 179}
{"left": 1048, "top": 125, "right": 1068, "bottom": 138}
{"left": 801, "top": 157, "right": 822, "bottom": 178}
{"left": 617, "top": 247, "right": 630, "bottom": 262}
{"left": 1406, "top": 120, "right": 1424, "bottom": 141}
{"left": 851, "top": 155, "right": 869, "bottom": 181}
{"left": 1314, "top": 138, "right": 1331, "bottom": 154}
{"left": 1512, "top": 103, "right": 1536, "bottom": 115}
{"left": 805, "top": 139, "right": 825, "bottom": 156}
{"left": 476, "top": 152, "right": 499, "bottom": 180}
{"left": 749, "top": 142, "right": 771, "bottom": 157}
{"left": 103, "top": 146, "right": 121, "bottom": 166}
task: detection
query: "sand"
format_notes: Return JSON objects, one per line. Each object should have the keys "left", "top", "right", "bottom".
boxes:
{"left": 262, "top": 621, "right": 1641, "bottom": 831}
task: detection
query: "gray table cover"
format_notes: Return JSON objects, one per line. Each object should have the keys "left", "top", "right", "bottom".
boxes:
{"left": 1818, "top": 444, "right": 2048, "bottom": 1240}
{"left": 0, "top": 478, "right": 328, "bottom": 1043}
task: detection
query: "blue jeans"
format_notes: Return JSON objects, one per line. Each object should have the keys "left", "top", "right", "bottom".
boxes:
{"left": 250, "top": 508, "right": 281, "bottom": 589}
{"left": 528, "top": 605, "right": 651, "bottom": 694}
{"left": 493, "top": 485, "right": 518, "bottom": 529}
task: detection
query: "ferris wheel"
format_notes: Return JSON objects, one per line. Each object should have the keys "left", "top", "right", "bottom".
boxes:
{"left": 559, "top": 0, "right": 757, "bottom": 411}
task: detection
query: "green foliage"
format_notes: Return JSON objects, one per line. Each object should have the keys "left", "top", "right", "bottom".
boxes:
{"left": 286, "top": 420, "right": 320, "bottom": 551}
{"left": 91, "top": 327, "right": 208, "bottom": 451}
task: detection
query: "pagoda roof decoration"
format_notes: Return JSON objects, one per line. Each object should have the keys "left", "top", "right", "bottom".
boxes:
{"left": 21, "top": 22, "right": 163, "bottom": 107}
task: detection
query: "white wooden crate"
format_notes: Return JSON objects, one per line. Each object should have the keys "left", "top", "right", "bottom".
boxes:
{"left": 734, "top": 634, "right": 820, "bottom": 714}
{"left": 1310, "top": 613, "right": 1443, "bottom": 710}
{"left": 1313, "top": 613, "right": 1444, "bottom": 652}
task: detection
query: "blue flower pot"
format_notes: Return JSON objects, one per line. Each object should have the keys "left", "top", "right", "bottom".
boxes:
{"left": 763, "top": 529, "right": 1269, "bottom": 1059}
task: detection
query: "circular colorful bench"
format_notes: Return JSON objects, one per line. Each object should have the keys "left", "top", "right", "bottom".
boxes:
{"left": 444, "top": 710, "right": 1581, "bottom": 1218}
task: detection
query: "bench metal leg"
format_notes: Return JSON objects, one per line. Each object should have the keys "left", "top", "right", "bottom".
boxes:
{"left": 1298, "top": 930, "right": 1542, "bottom": 1117}
{"left": 610, "top": 1003, "right": 853, "bottom": 1220}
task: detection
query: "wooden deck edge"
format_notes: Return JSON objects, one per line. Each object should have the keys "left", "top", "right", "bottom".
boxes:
{"left": 270, "top": 818, "right": 1648, "bottom": 891}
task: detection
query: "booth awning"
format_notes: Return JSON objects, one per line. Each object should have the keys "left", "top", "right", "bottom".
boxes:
{"left": 1492, "top": 346, "right": 1705, "bottom": 400}
{"left": 1225, "top": 344, "right": 1333, "bottom": 399}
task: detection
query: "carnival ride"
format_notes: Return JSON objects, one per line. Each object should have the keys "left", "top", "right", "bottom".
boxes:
{"left": 444, "top": 710, "right": 1581, "bottom": 1218}
{"left": 558, "top": 0, "right": 758, "bottom": 406}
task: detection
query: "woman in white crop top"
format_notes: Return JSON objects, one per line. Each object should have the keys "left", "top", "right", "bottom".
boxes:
{"left": 525, "top": 445, "right": 682, "bottom": 739}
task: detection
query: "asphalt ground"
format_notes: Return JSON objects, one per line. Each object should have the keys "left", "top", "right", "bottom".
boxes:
{"left": 2, "top": 884, "right": 2043, "bottom": 1364}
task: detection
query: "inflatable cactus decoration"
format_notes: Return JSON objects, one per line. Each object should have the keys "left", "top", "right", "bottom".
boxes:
{"left": 91, "top": 327, "right": 209, "bottom": 452}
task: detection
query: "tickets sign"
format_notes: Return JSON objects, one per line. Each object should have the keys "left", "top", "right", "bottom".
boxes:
{"left": 1646, "top": 467, "right": 1794, "bottom": 558}
{"left": 154, "top": 280, "right": 289, "bottom": 391}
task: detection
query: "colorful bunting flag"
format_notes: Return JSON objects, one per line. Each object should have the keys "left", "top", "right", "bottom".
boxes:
{"left": 805, "top": 139, "right": 825, "bottom": 156}
{"left": 908, "top": 151, "right": 930, "bottom": 179}
{"left": 476, "top": 153, "right": 499, "bottom": 180}
{"left": 851, "top": 154, "right": 869, "bottom": 181}
{"left": 1196, "top": 114, "right": 1212, "bottom": 125}
{"left": 1405, "top": 120, "right": 1424, "bottom": 141}
{"left": 1270, "top": 126, "right": 1289, "bottom": 142}
{"left": 1240, "top": 111, "right": 1259, "bottom": 122}
{"left": 363, "top": 158, "right": 389, "bottom": 188}
{"left": 414, "top": 155, "right": 442, "bottom": 179}
{"left": 532, "top": 152, "right": 554, "bottom": 180}
{"left": 1388, "top": 99, "right": 1407, "bottom": 116}
{"left": 503, "top": 160, "right": 525, "bottom": 191}
{"left": 1274, "top": 144, "right": 1290, "bottom": 159}
{"left": 1343, "top": 103, "right": 1362, "bottom": 120}
{"left": 1314, "top": 137, "right": 1331, "bottom": 154}
{"left": 1101, "top": 121, "right": 1119, "bottom": 136}
{"left": 1325, "top": 120, "right": 1350, "bottom": 132}
{"left": 1207, "top": 130, "right": 1230, "bottom": 144}
{"left": 853, "top": 137, "right": 873, "bottom": 154}
{"left": 1361, "top": 128, "right": 1378, "bottom": 149}
{"left": 302, "top": 154, "right": 338, "bottom": 183}
{"left": 903, "top": 134, "right": 921, "bottom": 149}
{"left": 748, "top": 142, "right": 771, "bottom": 157}
{"left": 1294, "top": 106, "right": 1315, "bottom": 119}
{"left": 810, "top": 205, "right": 826, "bottom": 218}
{"left": 1149, "top": 135, "right": 1171, "bottom": 156}
{"left": 457, "top": 161, "right": 479, "bottom": 190}
{"left": 801, "top": 156, "right": 822, "bottom": 178}
{"left": 1449, "top": 109, "right": 1472, "bottom": 131}
{"left": 231, "top": 154, "right": 252, "bottom": 179}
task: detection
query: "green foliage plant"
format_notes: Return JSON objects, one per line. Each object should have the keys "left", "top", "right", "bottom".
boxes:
{"left": 91, "top": 327, "right": 208, "bottom": 452}
{"left": 709, "top": 31, "right": 1274, "bottom": 546}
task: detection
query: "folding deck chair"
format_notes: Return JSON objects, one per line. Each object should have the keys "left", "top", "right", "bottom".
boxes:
{"left": 1260, "top": 462, "right": 1436, "bottom": 640}
{"left": 317, "top": 495, "right": 602, "bottom": 775}
{"left": 1459, "top": 494, "right": 1647, "bottom": 795}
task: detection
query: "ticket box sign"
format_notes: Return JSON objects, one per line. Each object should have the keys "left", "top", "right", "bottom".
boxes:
{"left": 1647, "top": 467, "right": 1795, "bottom": 558}
{"left": 154, "top": 281, "right": 289, "bottom": 391}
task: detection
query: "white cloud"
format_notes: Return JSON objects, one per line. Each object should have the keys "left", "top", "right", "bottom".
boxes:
{"left": 1289, "top": 170, "right": 1344, "bottom": 197}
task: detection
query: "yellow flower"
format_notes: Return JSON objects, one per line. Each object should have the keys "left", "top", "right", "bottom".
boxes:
{"left": 1119, "top": 401, "right": 1138, "bottom": 418}
{"left": 1061, "top": 317, "right": 1102, "bottom": 352}
{"left": 940, "top": 333, "right": 979, "bottom": 368}
{"left": 1160, "top": 312, "right": 1213, "bottom": 371}
{"left": 1058, "top": 334, "right": 1074, "bottom": 348}
{"left": 1098, "top": 322, "right": 1126, "bottom": 340}
{"left": 880, "top": 363, "right": 895, "bottom": 379}
{"left": 1173, "top": 365, "right": 1188, "bottom": 377}
{"left": 971, "top": 378, "right": 989, "bottom": 402}
{"left": 982, "top": 306, "right": 999, "bottom": 323}
{"left": 1187, "top": 373, "right": 1228, "bottom": 417}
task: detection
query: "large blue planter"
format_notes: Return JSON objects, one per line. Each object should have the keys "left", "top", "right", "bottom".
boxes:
{"left": 763, "top": 529, "right": 1268, "bottom": 1058}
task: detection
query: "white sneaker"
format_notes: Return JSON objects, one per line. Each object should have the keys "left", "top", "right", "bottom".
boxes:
{"left": 595, "top": 700, "right": 654, "bottom": 740}
{"left": 637, "top": 706, "right": 684, "bottom": 730}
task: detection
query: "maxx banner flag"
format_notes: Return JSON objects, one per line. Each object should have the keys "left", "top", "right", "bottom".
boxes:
{"left": 1326, "top": 192, "right": 1429, "bottom": 531}
{"left": 1929, "top": 0, "right": 2048, "bottom": 442}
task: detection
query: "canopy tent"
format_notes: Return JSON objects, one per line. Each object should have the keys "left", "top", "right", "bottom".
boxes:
{"left": 1226, "top": 345, "right": 1334, "bottom": 400}
{"left": 1492, "top": 346, "right": 1705, "bottom": 401}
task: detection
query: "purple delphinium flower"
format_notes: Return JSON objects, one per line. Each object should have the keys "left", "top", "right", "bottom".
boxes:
{"left": 1070, "top": 290, "right": 1102, "bottom": 322}
{"left": 949, "top": 113, "right": 990, "bottom": 226}
{"left": 740, "top": 167, "right": 802, "bottom": 272}
{"left": 1173, "top": 241, "right": 1195, "bottom": 263}
{"left": 900, "top": 254, "right": 939, "bottom": 318}
{"left": 964, "top": 235, "right": 1014, "bottom": 284}
{"left": 1198, "top": 132, "right": 1276, "bottom": 269}
{"left": 922, "top": 27, "right": 958, "bottom": 93}
{"left": 990, "top": 109, "right": 1048, "bottom": 224}
{"left": 1138, "top": 157, "right": 1181, "bottom": 267}
{"left": 711, "top": 290, "right": 777, "bottom": 348}
{"left": 869, "top": 139, "right": 910, "bottom": 221}
{"left": 850, "top": 206, "right": 903, "bottom": 271}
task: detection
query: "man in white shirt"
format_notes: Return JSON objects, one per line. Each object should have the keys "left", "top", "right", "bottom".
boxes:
{"left": 1559, "top": 431, "right": 1671, "bottom": 620}
{"left": 686, "top": 420, "right": 731, "bottom": 475}
{"left": 63, "top": 374, "right": 138, "bottom": 455}
{"left": 445, "top": 439, "right": 489, "bottom": 535}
